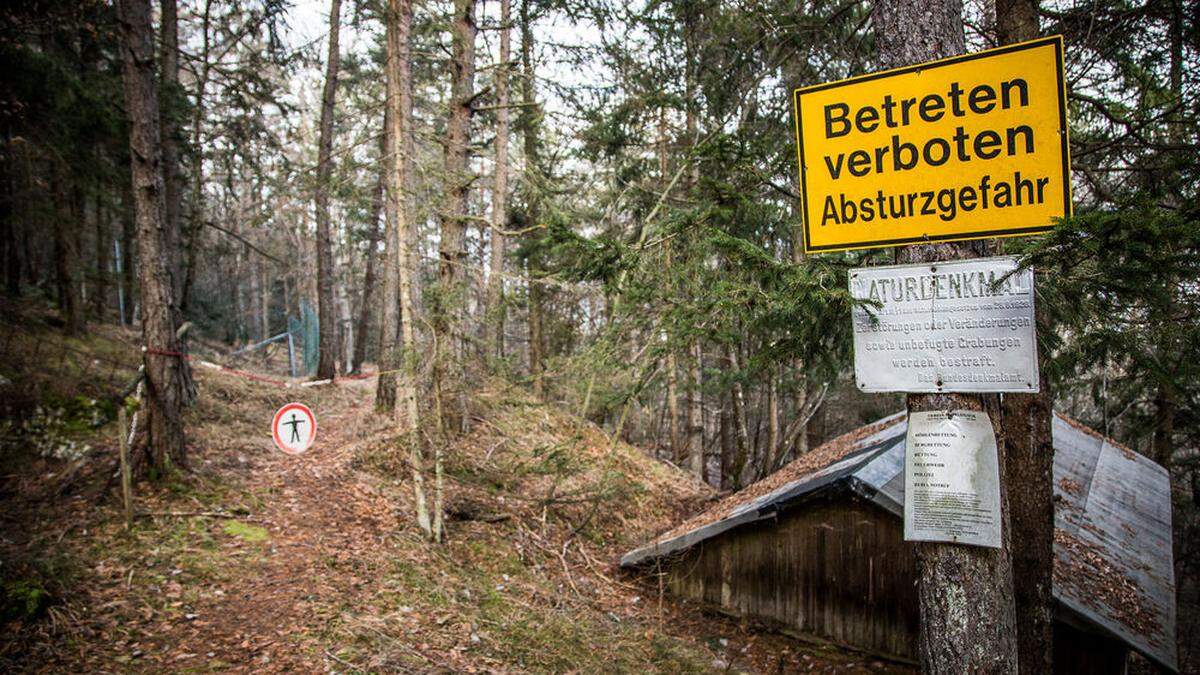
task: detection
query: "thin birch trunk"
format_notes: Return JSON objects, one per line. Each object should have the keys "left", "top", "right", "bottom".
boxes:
{"left": 386, "top": 0, "right": 430, "bottom": 538}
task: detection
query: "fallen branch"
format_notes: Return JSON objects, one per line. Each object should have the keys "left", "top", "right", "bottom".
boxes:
{"left": 324, "top": 649, "right": 361, "bottom": 670}
{"left": 136, "top": 511, "right": 267, "bottom": 523}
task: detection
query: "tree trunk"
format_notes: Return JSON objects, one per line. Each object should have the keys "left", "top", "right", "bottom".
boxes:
{"left": 259, "top": 260, "right": 270, "bottom": 343}
{"left": 52, "top": 168, "right": 85, "bottom": 335}
{"left": 766, "top": 369, "right": 780, "bottom": 476}
{"left": 159, "top": 0, "right": 184, "bottom": 301}
{"left": 384, "top": 0, "right": 430, "bottom": 538}
{"left": 681, "top": 18, "right": 707, "bottom": 480}
{"left": 688, "top": 339, "right": 704, "bottom": 479}
{"left": 873, "top": 1, "right": 1020, "bottom": 672}
{"left": 353, "top": 132, "right": 386, "bottom": 375}
{"left": 314, "top": 0, "right": 343, "bottom": 380}
{"left": 93, "top": 193, "right": 110, "bottom": 318}
{"left": 719, "top": 390, "right": 732, "bottom": 489}
{"left": 665, "top": 348, "right": 681, "bottom": 462}
{"left": 121, "top": 179, "right": 137, "bottom": 324}
{"left": 727, "top": 345, "right": 751, "bottom": 489}
{"left": 520, "top": 0, "right": 545, "bottom": 399}
{"left": 180, "top": 0, "right": 211, "bottom": 314}
{"left": 436, "top": 0, "right": 477, "bottom": 434}
{"left": 993, "top": 3, "right": 1055, "bottom": 673}
{"left": 118, "top": 0, "right": 190, "bottom": 474}
{"left": 376, "top": 107, "right": 399, "bottom": 410}
{"left": 1, "top": 119, "right": 18, "bottom": 297}
{"left": 485, "top": 0, "right": 512, "bottom": 363}
{"left": 528, "top": 268, "right": 545, "bottom": 397}
{"left": 1153, "top": 383, "right": 1177, "bottom": 471}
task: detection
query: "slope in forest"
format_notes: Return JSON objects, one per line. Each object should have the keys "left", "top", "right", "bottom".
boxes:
{"left": 0, "top": 305, "right": 906, "bottom": 673}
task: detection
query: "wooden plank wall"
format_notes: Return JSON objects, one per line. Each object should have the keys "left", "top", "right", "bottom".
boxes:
{"left": 663, "top": 494, "right": 921, "bottom": 659}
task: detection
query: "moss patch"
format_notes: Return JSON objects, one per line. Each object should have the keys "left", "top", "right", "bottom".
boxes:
{"left": 221, "top": 520, "right": 269, "bottom": 543}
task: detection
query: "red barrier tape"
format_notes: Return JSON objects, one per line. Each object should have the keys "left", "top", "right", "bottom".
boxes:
{"left": 145, "top": 344, "right": 376, "bottom": 389}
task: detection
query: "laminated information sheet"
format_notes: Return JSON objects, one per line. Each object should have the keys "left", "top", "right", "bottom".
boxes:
{"left": 850, "top": 256, "right": 1038, "bottom": 393}
{"left": 904, "top": 409, "right": 1002, "bottom": 548}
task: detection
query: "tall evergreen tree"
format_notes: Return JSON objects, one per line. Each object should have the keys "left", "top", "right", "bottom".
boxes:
{"left": 117, "top": 0, "right": 191, "bottom": 473}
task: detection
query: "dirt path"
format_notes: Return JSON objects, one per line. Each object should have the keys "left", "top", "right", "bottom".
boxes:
{"left": 2, "top": 364, "right": 907, "bottom": 674}
{"left": 137, "top": 381, "right": 402, "bottom": 671}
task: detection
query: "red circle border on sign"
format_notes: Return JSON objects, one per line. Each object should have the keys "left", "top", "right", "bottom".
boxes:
{"left": 272, "top": 402, "right": 317, "bottom": 455}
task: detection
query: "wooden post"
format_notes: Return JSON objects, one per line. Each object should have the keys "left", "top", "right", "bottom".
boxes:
{"left": 118, "top": 407, "right": 133, "bottom": 529}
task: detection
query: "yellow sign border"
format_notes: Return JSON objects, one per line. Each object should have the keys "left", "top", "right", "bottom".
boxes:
{"left": 792, "top": 35, "right": 1072, "bottom": 254}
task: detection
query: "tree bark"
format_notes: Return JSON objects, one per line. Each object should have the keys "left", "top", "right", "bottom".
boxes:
{"left": 121, "top": 179, "right": 137, "bottom": 324}
{"left": 376, "top": 110, "right": 399, "bottom": 409}
{"left": 688, "top": 339, "right": 704, "bottom": 479}
{"left": 180, "top": 0, "right": 211, "bottom": 314}
{"left": 159, "top": 0, "right": 184, "bottom": 301}
{"left": 727, "top": 345, "right": 751, "bottom": 489}
{"left": 994, "top": 3, "right": 1055, "bottom": 673}
{"left": 383, "top": 0, "right": 430, "bottom": 538}
{"left": 682, "top": 11, "right": 705, "bottom": 480}
{"left": 874, "top": 0, "right": 1020, "bottom": 672}
{"left": 485, "top": 0, "right": 512, "bottom": 363}
{"left": 93, "top": 193, "right": 110, "bottom": 318}
{"left": 719, "top": 390, "right": 732, "bottom": 488}
{"left": 118, "top": 0, "right": 190, "bottom": 474}
{"left": 766, "top": 369, "right": 780, "bottom": 475}
{"left": 520, "top": 0, "right": 545, "bottom": 399}
{"left": 52, "top": 166, "right": 85, "bottom": 335}
{"left": 259, "top": 260, "right": 270, "bottom": 343}
{"left": 354, "top": 133, "right": 386, "bottom": 375}
{"left": 314, "top": 0, "right": 343, "bottom": 380}
{"left": 996, "top": 0, "right": 1039, "bottom": 46}
{"left": 1, "top": 119, "right": 18, "bottom": 297}
{"left": 436, "top": 0, "right": 477, "bottom": 434}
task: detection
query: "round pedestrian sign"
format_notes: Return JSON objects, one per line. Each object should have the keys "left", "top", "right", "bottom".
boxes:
{"left": 272, "top": 402, "right": 317, "bottom": 455}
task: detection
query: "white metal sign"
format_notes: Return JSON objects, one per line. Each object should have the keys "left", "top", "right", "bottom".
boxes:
{"left": 904, "top": 409, "right": 1001, "bottom": 548}
{"left": 272, "top": 402, "right": 317, "bottom": 455}
{"left": 850, "top": 255, "right": 1038, "bottom": 393}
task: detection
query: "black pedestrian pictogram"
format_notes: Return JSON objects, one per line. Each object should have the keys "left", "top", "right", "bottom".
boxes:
{"left": 284, "top": 413, "right": 305, "bottom": 443}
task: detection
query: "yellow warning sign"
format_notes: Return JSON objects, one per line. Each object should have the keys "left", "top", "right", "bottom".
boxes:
{"left": 792, "top": 36, "right": 1071, "bottom": 253}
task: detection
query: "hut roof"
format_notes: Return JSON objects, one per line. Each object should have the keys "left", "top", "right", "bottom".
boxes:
{"left": 620, "top": 412, "right": 1177, "bottom": 672}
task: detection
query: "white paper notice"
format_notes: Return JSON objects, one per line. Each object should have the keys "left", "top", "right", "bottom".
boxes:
{"left": 904, "top": 409, "right": 1001, "bottom": 548}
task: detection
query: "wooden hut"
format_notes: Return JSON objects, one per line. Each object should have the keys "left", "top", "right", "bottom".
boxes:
{"left": 621, "top": 412, "right": 1177, "bottom": 673}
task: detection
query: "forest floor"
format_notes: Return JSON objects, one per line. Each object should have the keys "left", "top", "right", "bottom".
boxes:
{"left": 0, "top": 305, "right": 910, "bottom": 673}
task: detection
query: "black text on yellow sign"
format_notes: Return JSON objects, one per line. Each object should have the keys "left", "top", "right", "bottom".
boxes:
{"left": 792, "top": 36, "right": 1071, "bottom": 253}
